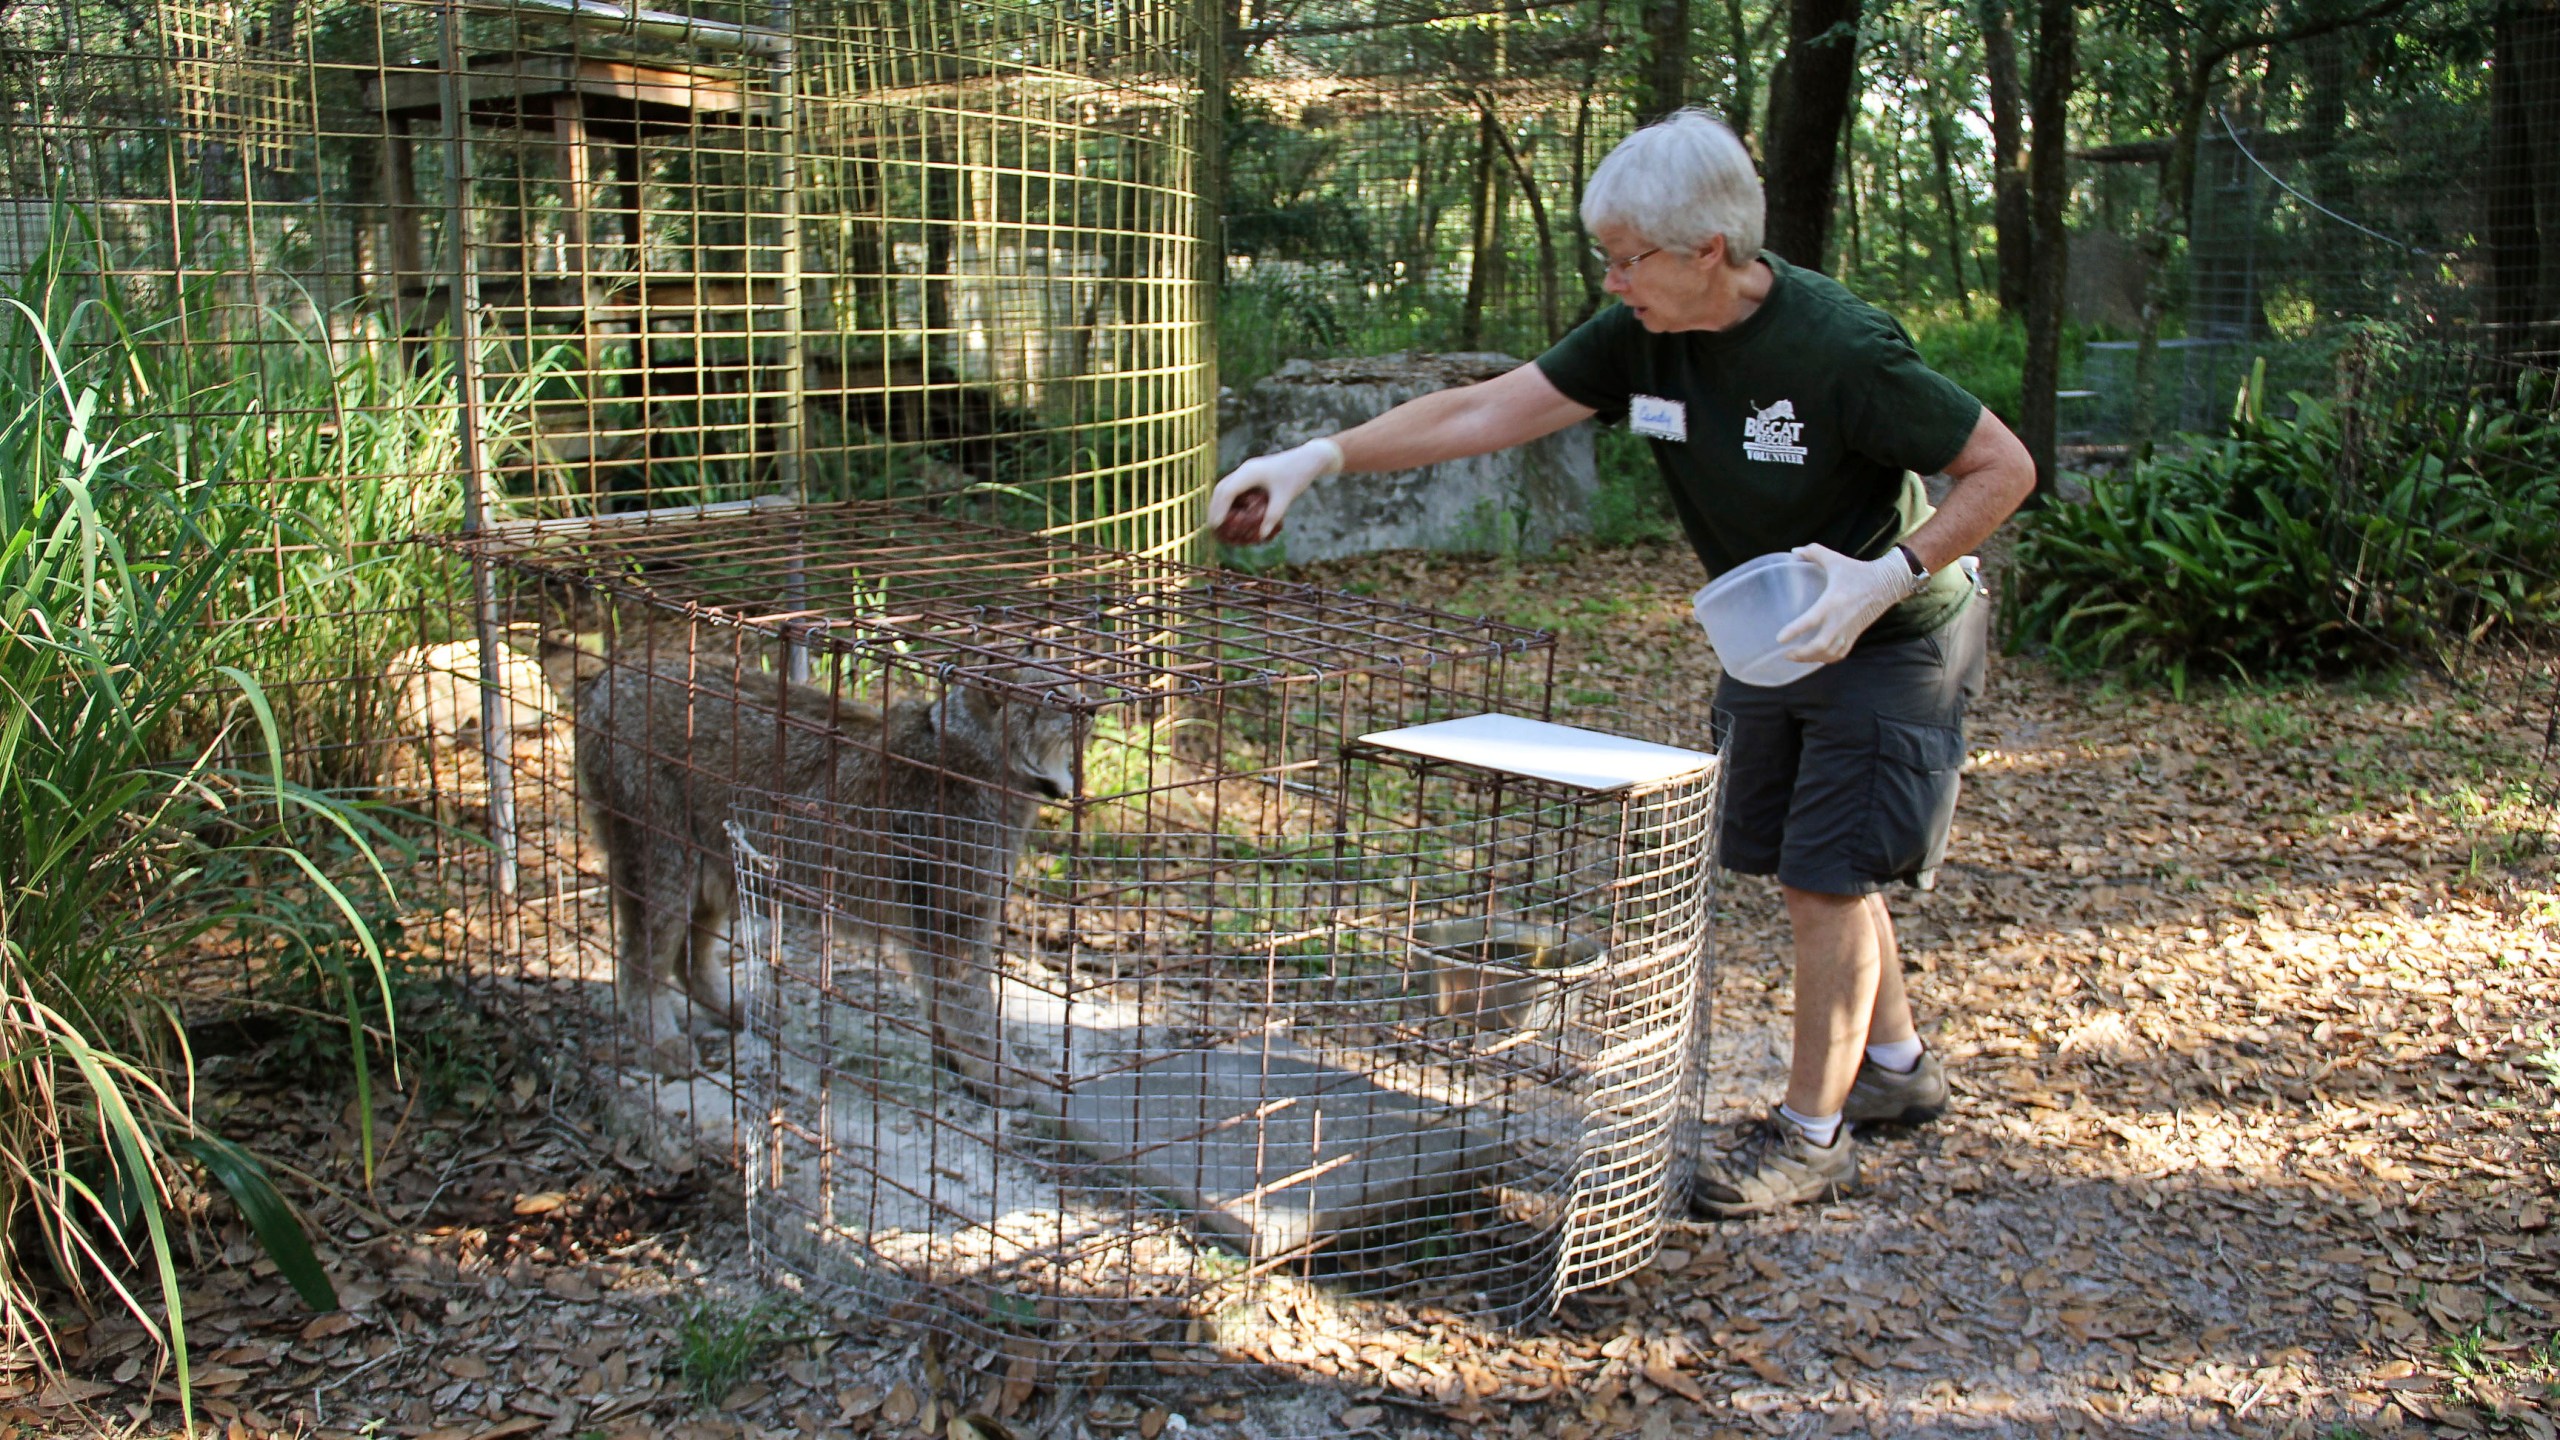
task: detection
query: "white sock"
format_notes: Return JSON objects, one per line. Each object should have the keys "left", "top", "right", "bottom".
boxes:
{"left": 1866, "top": 1036, "right": 1924, "bottom": 1073}
{"left": 1776, "top": 1102, "right": 1843, "bottom": 1147}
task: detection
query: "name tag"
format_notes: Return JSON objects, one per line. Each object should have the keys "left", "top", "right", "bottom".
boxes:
{"left": 1630, "top": 394, "right": 1687, "bottom": 442}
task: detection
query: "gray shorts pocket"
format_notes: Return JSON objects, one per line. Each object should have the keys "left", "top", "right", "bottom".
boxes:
{"left": 1864, "top": 714, "right": 1966, "bottom": 882}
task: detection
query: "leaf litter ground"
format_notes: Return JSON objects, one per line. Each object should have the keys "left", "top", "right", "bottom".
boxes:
{"left": 10, "top": 539, "right": 2556, "bottom": 1440}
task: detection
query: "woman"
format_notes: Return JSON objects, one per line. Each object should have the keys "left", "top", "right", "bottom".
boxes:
{"left": 1208, "top": 109, "right": 2034, "bottom": 1217}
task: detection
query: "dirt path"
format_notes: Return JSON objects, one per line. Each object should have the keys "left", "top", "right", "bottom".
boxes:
{"left": 15, "top": 540, "right": 2555, "bottom": 1440}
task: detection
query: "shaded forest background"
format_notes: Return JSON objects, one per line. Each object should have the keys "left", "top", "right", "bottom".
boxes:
{"left": 1213, "top": 0, "right": 2552, "bottom": 489}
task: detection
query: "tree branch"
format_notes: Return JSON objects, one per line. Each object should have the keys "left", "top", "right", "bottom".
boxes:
{"left": 2200, "top": 0, "right": 2419, "bottom": 71}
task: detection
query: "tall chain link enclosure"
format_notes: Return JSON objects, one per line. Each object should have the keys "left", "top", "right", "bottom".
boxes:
{"left": 415, "top": 500, "right": 1716, "bottom": 1374}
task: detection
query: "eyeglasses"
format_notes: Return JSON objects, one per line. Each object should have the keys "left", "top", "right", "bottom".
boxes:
{"left": 1594, "top": 245, "right": 1664, "bottom": 277}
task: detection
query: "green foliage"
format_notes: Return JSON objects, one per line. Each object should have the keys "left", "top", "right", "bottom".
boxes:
{"left": 1587, "top": 424, "right": 1680, "bottom": 548}
{"left": 168, "top": 308, "right": 487, "bottom": 791}
{"left": 672, "top": 1295, "right": 802, "bottom": 1404}
{"left": 2527, "top": 1028, "right": 2560, "bottom": 1092}
{"left": 176, "top": 1133, "right": 337, "bottom": 1310}
{"left": 2010, "top": 356, "right": 2560, "bottom": 689}
{"left": 1902, "top": 308, "right": 2090, "bottom": 426}
{"left": 0, "top": 213, "right": 403, "bottom": 1407}
{"left": 1217, "top": 277, "right": 1469, "bottom": 393}
{"left": 1222, "top": 101, "right": 1380, "bottom": 273}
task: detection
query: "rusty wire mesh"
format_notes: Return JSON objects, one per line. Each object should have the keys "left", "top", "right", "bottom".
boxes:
{"left": 398, "top": 499, "right": 1717, "bottom": 1371}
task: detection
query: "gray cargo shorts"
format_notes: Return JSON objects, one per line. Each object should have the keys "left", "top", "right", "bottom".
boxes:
{"left": 1711, "top": 590, "right": 1990, "bottom": 896}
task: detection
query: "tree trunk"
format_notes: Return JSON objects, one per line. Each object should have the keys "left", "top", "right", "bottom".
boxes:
{"left": 2019, "top": 0, "right": 2073, "bottom": 498}
{"left": 1461, "top": 105, "right": 1500, "bottom": 349}
{"left": 1888, "top": 107, "right": 1916, "bottom": 296}
{"left": 1838, "top": 99, "right": 1861, "bottom": 273}
{"left": 2517, "top": 10, "right": 2560, "bottom": 326}
{"left": 1928, "top": 109, "right": 1973, "bottom": 316}
{"left": 2130, "top": 50, "right": 2202, "bottom": 452}
{"left": 2490, "top": 15, "right": 2542, "bottom": 335}
{"left": 1762, "top": 0, "right": 1864, "bottom": 270}
{"left": 1721, "top": 0, "right": 1759, "bottom": 140}
{"left": 1486, "top": 101, "right": 1563, "bottom": 341}
{"left": 2300, "top": 31, "right": 2353, "bottom": 316}
{"left": 926, "top": 136, "right": 959, "bottom": 339}
{"left": 848, "top": 155, "right": 891, "bottom": 335}
{"left": 1413, "top": 120, "right": 1454, "bottom": 288}
{"left": 1638, "top": 0, "right": 1692, "bottom": 123}
{"left": 1978, "top": 0, "right": 2029, "bottom": 315}
{"left": 1570, "top": 25, "right": 1607, "bottom": 322}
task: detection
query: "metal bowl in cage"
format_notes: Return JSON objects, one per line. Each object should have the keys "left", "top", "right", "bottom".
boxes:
{"left": 1411, "top": 919, "right": 1604, "bottom": 1033}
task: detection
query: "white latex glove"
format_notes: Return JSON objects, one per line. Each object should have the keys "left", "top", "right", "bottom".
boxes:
{"left": 1775, "top": 543, "right": 1922, "bottom": 664}
{"left": 1207, "top": 437, "right": 1344, "bottom": 544}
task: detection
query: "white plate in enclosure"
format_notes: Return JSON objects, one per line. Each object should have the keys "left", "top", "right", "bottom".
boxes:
{"left": 1357, "top": 713, "right": 1715, "bottom": 792}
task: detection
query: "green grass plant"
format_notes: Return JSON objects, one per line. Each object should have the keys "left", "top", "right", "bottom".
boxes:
{"left": 1587, "top": 425, "right": 1680, "bottom": 548}
{"left": 0, "top": 212, "right": 406, "bottom": 1417}
{"left": 672, "top": 1294, "right": 801, "bottom": 1404}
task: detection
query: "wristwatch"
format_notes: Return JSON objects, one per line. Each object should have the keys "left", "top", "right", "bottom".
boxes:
{"left": 1892, "top": 543, "right": 1932, "bottom": 597}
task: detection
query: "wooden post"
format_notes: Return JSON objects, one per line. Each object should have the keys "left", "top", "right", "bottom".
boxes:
{"left": 442, "top": 2, "right": 520, "bottom": 903}
{"left": 554, "top": 92, "right": 604, "bottom": 502}
{"left": 383, "top": 121, "right": 427, "bottom": 335}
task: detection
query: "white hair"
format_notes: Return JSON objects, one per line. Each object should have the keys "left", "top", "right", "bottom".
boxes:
{"left": 1580, "top": 109, "right": 1764, "bottom": 267}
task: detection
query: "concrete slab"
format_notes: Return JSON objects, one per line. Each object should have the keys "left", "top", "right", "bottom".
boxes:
{"left": 1060, "top": 1046, "right": 1499, "bottom": 1259}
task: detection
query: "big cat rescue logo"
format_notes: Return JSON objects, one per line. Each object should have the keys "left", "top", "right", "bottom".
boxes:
{"left": 1742, "top": 398, "right": 1807, "bottom": 464}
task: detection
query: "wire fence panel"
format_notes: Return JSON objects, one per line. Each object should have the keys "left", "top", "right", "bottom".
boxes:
{"left": 0, "top": 0, "right": 1216, "bottom": 796}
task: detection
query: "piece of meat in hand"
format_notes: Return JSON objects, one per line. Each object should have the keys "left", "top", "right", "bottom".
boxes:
{"left": 1217, "top": 487, "right": 1273, "bottom": 545}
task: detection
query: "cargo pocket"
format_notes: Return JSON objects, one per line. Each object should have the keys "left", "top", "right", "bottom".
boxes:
{"left": 1863, "top": 714, "right": 1966, "bottom": 882}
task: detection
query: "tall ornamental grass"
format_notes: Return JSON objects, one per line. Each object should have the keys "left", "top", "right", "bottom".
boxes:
{"left": 1, "top": 228, "right": 408, "bottom": 1422}
{"left": 164, "top": 302, "right": 477, "bottom": 792}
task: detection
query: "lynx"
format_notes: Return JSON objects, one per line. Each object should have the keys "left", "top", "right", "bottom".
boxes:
{"left": 571, "top": 643, "right": 1080, "bottom": 1093}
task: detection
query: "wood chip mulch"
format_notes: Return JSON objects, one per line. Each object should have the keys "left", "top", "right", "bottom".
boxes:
{"left": 5, "top": 537, "right": 2554, "bottom": 1440}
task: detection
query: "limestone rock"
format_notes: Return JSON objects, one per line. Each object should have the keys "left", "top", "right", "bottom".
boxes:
{"left": 1218, "top": 352, "right": 1598, "bottom": 561}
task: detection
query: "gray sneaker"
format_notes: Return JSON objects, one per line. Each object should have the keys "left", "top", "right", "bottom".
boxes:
{"left": 1842, "top": 1050, "right": 1949, "bottom": 1126}
{"left": 1690, "top": 1108, "right": 1859, "bottom": 1218}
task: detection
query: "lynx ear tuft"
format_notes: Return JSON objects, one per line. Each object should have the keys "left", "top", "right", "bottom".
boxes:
{"left": 935, "top": 680, "right": 1003, "bottom": 734}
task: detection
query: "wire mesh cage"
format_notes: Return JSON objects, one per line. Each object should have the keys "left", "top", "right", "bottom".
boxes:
{"left": 410, "top": 498, "right": 1717, "bottom": 1373}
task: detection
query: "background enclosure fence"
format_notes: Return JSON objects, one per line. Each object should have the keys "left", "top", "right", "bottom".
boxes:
{"left": 1, "top": 0, "right": 1217, "bottom": 799}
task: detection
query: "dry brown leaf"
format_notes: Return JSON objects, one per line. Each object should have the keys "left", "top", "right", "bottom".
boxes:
{"left": 512, "top": 1191, "right": 568, "bottom": 1216}
{"left": 881, "top": 1382, "right": 919, "bottom": 1428}
{"left": 442, "top": 1354, "right": 492, "bottom": 1380}
{"left": 300, "top": 1310, "right": 363, "bottom": 1343}
{"left": 33, "top": 1379, "right": 111, "bottom": 1409}
{"left": 1641, "top": 1360, "right": 1704, "bottom": 1403}
{"left": 1139, "top": 1404, "right": 1169, "bottom": 1438}
{"left": 544, "top": 1270, "right": 602, "bottom": 1303}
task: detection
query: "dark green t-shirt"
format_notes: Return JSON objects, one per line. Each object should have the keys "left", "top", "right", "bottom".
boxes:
{"left": 1534, "top": 252, "right": 1982, "bottom": 646}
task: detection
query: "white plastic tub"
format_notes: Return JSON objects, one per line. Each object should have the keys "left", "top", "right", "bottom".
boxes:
{"left": 1692, "top": 552, "right": 1827, "bottom": 687}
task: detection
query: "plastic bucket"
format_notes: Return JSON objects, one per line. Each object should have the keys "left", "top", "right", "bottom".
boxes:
{"left": 1692, "top": 552, "right": 1827, "bottom": 687}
